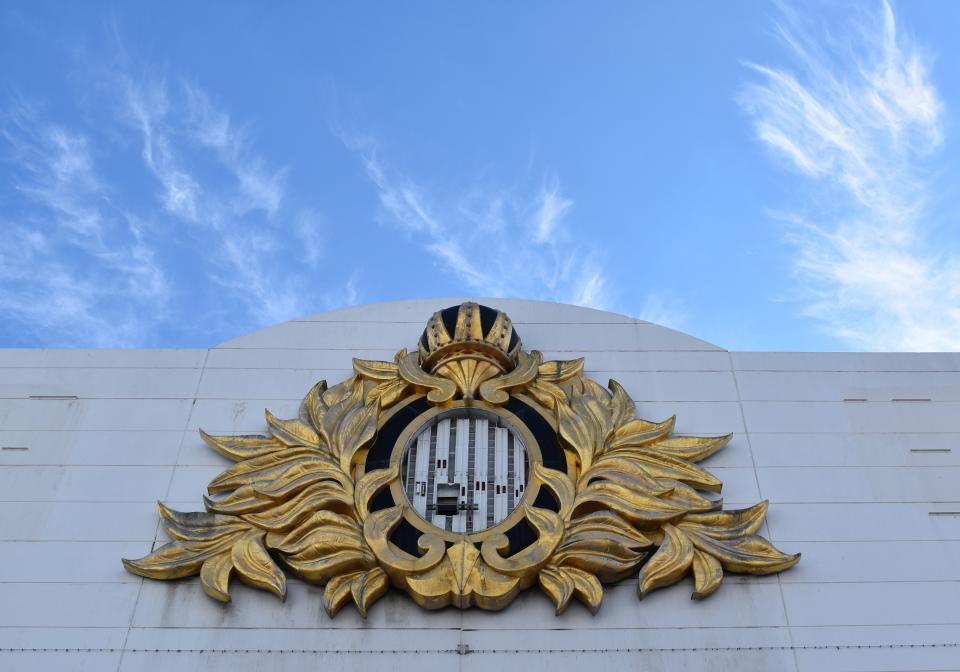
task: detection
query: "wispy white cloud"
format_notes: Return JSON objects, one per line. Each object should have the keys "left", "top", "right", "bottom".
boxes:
{"left": 0, "top": 103, "right": 169, "bottom": 345}
{"left": 350, "top": 141, "right": 612, "bottom": 311}
{"left": 117, "top": 75, "right": 315, "bottom": 327}
{"left": 633, "top": 291, "right": 689, "bottom": 331}
{"left": 741, "top": 1, "right": 959, "bottom": 351}
{"left": 0, "top": 61, "right": 354, "bottom": 345}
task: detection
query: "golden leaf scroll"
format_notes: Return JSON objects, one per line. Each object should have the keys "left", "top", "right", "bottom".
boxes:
{"left": 123, "top": 303, "right": 798, "bottom": 616}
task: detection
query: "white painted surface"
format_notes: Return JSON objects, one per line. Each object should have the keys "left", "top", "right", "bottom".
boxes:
{"left": 0, "top": 298, "right": 957, "bottom": 671}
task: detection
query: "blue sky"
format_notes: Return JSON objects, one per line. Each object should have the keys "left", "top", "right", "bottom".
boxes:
{"left": 2, "top": 1, "right": 959, "bottom": 351}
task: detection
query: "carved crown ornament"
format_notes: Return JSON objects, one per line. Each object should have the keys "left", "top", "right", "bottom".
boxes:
{"left": 123, "top": 302, "right": 799, "bottom": 616}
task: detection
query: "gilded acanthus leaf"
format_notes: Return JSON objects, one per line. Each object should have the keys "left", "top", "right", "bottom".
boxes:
{"left": 678, "top": 501, "right": 769, "bottom": 539}
{"left": 124, "top": 305, "right": 799, "bottom": 616}
{"left": 267, "top": 510, "right": 362, "bottom": 553}
{"left": 605, "top": 449, "right": 723, "bottom": 493}
{"left": 243, "top": 483, "right": 354, "bottom": 529}
{"left": 607, "top": 379, "right": 636, "bottom": 429}
{"left": 352, "top": 357, "right": 400, "bottom": 382}
{"left": 538, "top": 564, "right": 603, "bottom": 615}
{"left": 205, "top": 448, "right": 336, "bottom": 494}
{"left": 537, "top": 357, "right": 584, "bottom": 383}
{"left": 323, "top": 567, "right": 390, "bottom": 618}
{"left": 265, "top": 409, "right": 320, "bottom": 448}
{"left": 553, "top": 510, "right": 651, "bottom": 582}
{"left": 573, "top": 481, "right": 689, "bottom": 527}
{"left": 606, "top": 416, "right": 675, "bottom": 452}
{"left": 680, "top": 529, "right": 801, "bottom": 574}
{"left": 232, "top": 530, "right": 286, "bottom": 601}
{"left": 637, "top": 524, "right": 694, "bottom": 598}
{"left": 479, "top": 350, "right": 542, "bottom": 404}
{"left": 351, "top": 566, "right": 390, "bottom": 617}
{"left": 200, "top": 430, "right": 284, "bottom": 462}
{"left": 200, "top": 552, "right": 235, "bottom": 603}
{"left": 354, "top": 464, "right": 399, "bottom": 521}
{"left": 654, "top": 434, "right": 732, "bottom": 463}
{"left": 397, "top": 351, "right": 456, "bottom": 403}
{"left": 122, "top": 503, "right": 254, "bottom": 582}
{"left": 123, "top": 539, "right": 233, "bottom": 579}
{"left": 691, "top": 548, "right": 723, "bottom": 600}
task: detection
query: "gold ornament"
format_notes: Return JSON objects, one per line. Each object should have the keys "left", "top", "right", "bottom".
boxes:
{"left": 123, "top": 302, "right": 799, "bottom": 616}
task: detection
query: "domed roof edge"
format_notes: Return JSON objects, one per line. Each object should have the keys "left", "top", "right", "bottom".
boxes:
{"left": 214, "top": 297, "right": 723, "bottom": 351}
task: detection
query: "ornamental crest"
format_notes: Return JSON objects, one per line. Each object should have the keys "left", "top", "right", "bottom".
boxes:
{"left": 123, "top": 302, "right": 799, "bottom": 615}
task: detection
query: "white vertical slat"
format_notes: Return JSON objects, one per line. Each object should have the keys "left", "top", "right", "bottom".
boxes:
{"left": 494, "top": 426, "right": 509, "bottom": 523}
{"left": 452, "top": 418, "right": 470, "bottom": 532}
{"left": 412, "top": 428, "right": 431, "bottom": 517}
{"left": 473, "top": 418, "right": 488, "bottom": 531}
{"left": 432, "top": 418, "right": 451, "bottom": 527}
{"left": 514, "top": 435, "right": 526, "bottom": 503}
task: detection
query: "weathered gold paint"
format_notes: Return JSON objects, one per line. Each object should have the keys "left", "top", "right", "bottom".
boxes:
{"left": 123, "top": 303, "right": 799, "bottom": 616}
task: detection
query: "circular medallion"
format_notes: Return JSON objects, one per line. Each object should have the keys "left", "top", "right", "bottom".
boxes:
{"left": 387, "top": 399, "right": 544, "bottom": 543}
{"left": 400, "top": 407, "right": 530, "bottom": 534}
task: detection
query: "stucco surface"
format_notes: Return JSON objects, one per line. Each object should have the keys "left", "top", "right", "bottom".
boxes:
{"left": 1, "top": 298, "right": 958, "bottom": 671}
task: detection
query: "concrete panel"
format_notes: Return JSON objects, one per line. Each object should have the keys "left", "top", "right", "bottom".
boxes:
{"left": 195, "top": 369, "right": 741, "bottom": 403}
{"left": 219, "top": 321, "right": 427, "bottom": 351}
{"left": 565, "top": 350, "right": 733, "bottom": 371}
{"left": 601, "top": 370, "right": 739, "bottom": 402}
{"left": 166, "top": 465, "right": 225, "bottom": 502}
{"left": 634, "top": 401, "right": 745, "bottom": 434}
{"left": 119, "top": 651, "right": 454, "bottom": 672}
{"left": 462, "top": 581, "right": 788, "bottom": 630}
{"left": 196, "top": 367, "right": 348, "bottom": 400}
{"left": 124, "top": 627, "right": 462, "bottom": 652}
{"left": 132, "top": 581, "right": 461, "bottom": 630}
{"left": 780, "top": 540, "right": 960, "bottom": 583}
{"left": 757, "top": 466, "right": 960, "bottom": 503}
{"left": 205, "top": 347, "right": 396, "bottom": 370}
{"left": 0, "top": 398, "right": 194, "bottom": 431}
{"left": 767, "top": 503, "right": 960, "bottom": 542}
{"left": 782, "top": 581, "right": 960, "bottom": 626}
{"left": 0, "top": 583, "right": 140, "bottom": 626}
{"left": 0, "top": 502, "right": 162, "bottom": 541}
{"left": 207, "top": 348, "right": 735, "bottom": 372}
{"left": 790, "top": 623, "right": 960, "bottom": 647}
{"left": 690, "top": 433, "right": 756, "bottom": 468}
{"left": 187, "top": 398, "right": 300, "bottom": 432}
{"left": 0, "top": 541, "right": 144, "bottom": 582}
{"left": 0, "top": 627, "right": 128, "bottom": 649}
{"left": 0, "top": 348, "right": 206, "bottom": 368}
{"left": 0, "top": 652, "right": 123, "bottom": 672}
{"left": 463, "top": 625, "right": 793, "bottom": 650}
{"left": 700, "top": 467, "right": 762, "bottom": 502}
{"left": 741, "top": 400, "right": 960, "bottom": 433}
{"left": 0, "top": 466, "right": 174, "bottom": 502}
{"left": 750, "top": 432, "right": 960, "bottom": 467}
{"left": 0, "top": 367, "right": 202, "bottom": 399}
{"left": 0, "top": 430, "right": 184, "bottom": 465}
{"left": 732, "top": 351, "right": 960, "bottom": 372}
{"left": 460, "top": 650, "right": 798, "bottom": 672}
{"left": 176, "top": 437, "right": 234, "bottom": 466}
{"left": 795, "top": 646, "right": 960, "bottom": 672}
{"left": 736, "top": 370, "right": 960, "bottom": 401}
{"left": 791, "top": 623, "right": 960, "bottom": 669}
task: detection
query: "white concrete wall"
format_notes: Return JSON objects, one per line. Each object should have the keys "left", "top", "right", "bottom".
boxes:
{"left": 1, "top": 298, "right": 958, "bottom": 671}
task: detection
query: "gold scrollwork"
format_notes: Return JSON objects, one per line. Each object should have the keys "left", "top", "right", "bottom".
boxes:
{"left": 123, "top": 303, "right": 798, "bottom": 616}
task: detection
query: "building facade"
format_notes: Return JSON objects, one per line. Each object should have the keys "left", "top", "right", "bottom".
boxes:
{"left": 1, "top": 298, "right": 958, "bottom": 671}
